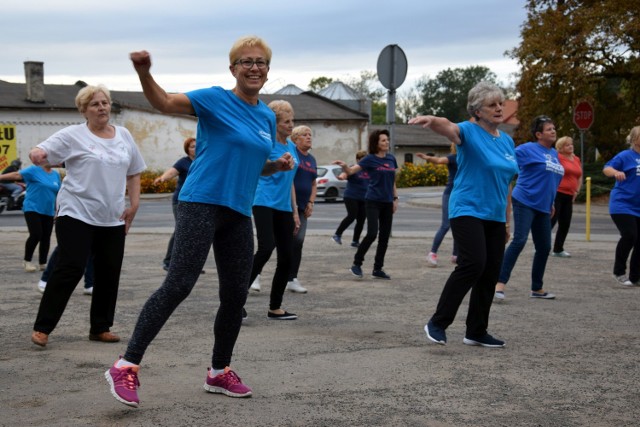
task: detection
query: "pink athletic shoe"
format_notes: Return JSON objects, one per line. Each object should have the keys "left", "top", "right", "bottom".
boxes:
{"left": 105, "top": 359, "right": 141, "bottom": 407}
{"left": 203, "top": 367, "right": 252, "bottom": 398}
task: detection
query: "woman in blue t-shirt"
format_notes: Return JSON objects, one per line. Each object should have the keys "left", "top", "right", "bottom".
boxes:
{"left": 153, "top": 137, "right": 196, "bottom": 271}
{"left": 334, "top": 129, "right": 398, "bottom": 280}
{"left": 603, "top": 126, "right": 640, "bottom": 286}
{"left": 332, "top": 150, "right": 369, "bottom": 247}
{"left": 417, "top": 144, "right": 459, "bottom": 267}
{"left": 494, "top": 116, "right": 564, "bottom": 301}
{"left": 409, "top": 82, "right": 519, "bottom": 349}
{"left": 104, "top": 37, "right": 295, "bottom": 407}
{"left": 248, "top": 100, "right": 300, "bottom": 319}
{"left": 0, "top": 164, "right": 60, "bottom": 272}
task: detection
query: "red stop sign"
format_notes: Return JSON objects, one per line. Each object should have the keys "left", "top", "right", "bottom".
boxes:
{"left": 574, "top": 101, "right": 594, "bottom": 130}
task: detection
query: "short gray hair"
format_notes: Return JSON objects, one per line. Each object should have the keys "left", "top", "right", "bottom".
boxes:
{"left": 466, "top": 81, "right": 505, "bottom": 120}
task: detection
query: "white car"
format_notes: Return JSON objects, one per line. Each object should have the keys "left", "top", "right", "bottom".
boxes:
{"left": 315, "top": 165, "right": 347, "bottom": 202}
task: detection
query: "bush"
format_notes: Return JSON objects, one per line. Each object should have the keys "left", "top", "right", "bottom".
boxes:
{"left": 397, "top": 162, "right": 449, "bottom": 188}
{"left": 140, "top": 170, "right": 176, "bottom": 194}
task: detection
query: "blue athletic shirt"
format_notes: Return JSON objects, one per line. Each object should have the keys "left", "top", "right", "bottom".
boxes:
{"left": 512, "top": 142, "right": 564, "bottom": 213}
{"left": 172, "top": 156, "right": 192, "bottom": 204}
{"left": 605, "top": 148, "right": 640, "bottom": 216}
{"left": 293, "top": 148, "right": 317, "bottom": 208}
{"left": 181, "top": 87, "right": 276, "bottom": 217}
{"left": 443, "top": 154, "right": 458, "bottom": 196}
{"left": 358, "top": 153, "right": 398, "bottom": 203}
{"left": 449, "top": 121, "right": 519, "bottom": 222}
{"left": 344, "top": 168, "right": 370, "bottom": 201}
{"left": 253, "top": 140, "right": 299, "bottom": 212}
{"left": 19, "top": 165, "right": 61, "bottom": 216}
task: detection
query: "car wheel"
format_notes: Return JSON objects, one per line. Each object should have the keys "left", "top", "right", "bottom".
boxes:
{"left": 325, "top": 187, "right": 339, "bottom": 202}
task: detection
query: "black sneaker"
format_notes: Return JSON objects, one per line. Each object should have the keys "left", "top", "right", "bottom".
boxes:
{"left": 241, "top": 308, "right": 248, "bottom": 321}
{"left": 424, "top": 320, "right": 446, "bottom": 345}
{"left": 463, "top": 333, "right": 505, "bottom": 348}
{"left": 350, "top": 241, "right": 359, "bottom": 248}
{"left": 267, "top": 310, "right": 297, "bottom": 320}
{"left": 332, "top": 235, "right": 342, "bottom": 245}
{"left": 350, "top": 265, "right": 363, "bottom": 278}
{"left": 372, "top": 270, "right": 390, "bottom": 279}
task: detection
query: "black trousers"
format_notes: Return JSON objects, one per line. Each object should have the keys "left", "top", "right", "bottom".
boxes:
{"left": 335, "top": 197, "right": 366, "bottom": 243}
{"left": 23, "top": 211, "right": 54, "bottom": 264}
{"left": 353, "top": 200, "right": 393, "bottom": 271}
{"left": 611, "top": 214, "right": 640, "bottom": 283}
{"left": 430, "top": 216, "right": 506, "bottom": 338}
{"left": 34, "top": 216, "right": 126, "bottom": 335}
{"left": 250, "top": 205, "right": 294, "bottom": 310}
{"left": 551, "top": 192, "right": 574, "bottom": 253}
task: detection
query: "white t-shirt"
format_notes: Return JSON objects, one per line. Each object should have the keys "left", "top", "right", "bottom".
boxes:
{"left": 38, "top": 123, "right": 146, "bottom": 226}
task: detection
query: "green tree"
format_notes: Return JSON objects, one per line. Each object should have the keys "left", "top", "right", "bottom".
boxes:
{"left": 417, "top": 66, "right": 498, "bottom": 123}
{"left": 308, "top": 76, "right": 334, "bottom": 92}
{"left": 509, "top": 0, "right": 640, "bottom": 160}
{"left": 344, "top": 70, "right": 386, "bottom": 102}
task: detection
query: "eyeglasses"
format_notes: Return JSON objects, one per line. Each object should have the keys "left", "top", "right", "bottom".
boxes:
{"left": 234, "top": 59, "right": 269, "bottom": 70}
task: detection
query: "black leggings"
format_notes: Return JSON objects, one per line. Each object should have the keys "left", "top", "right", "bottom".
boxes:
{"left": 23, "top": 211, "right": 54, "bottom": 264}
{"left": 334, "top": 197, "right": 366, "bottom": 243}
{"left": 610, "top": 214, "right": 640, "bottom": 283}
{"left": 124, "top": 202, "right": 253, "bottom": 369}
{"left": 250, "top": 205, "right": 294, "bottom": 310}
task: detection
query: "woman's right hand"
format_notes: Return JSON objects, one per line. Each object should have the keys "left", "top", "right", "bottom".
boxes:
{"left": 29, "top": 147, "right": 48, "bottom": 165}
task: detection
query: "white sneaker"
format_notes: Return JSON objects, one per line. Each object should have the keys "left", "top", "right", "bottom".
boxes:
{"left": 552, "top": 251, "right": 571, "bottom": 258}
{"left": 83, "top": 287, "right": 93, "bottom": 295}
{"left": 23, "top": 261, "right": 37, "bottom": 272}
{"left": 37, "top": 280, "right": 46, "bottom": 294}
{"left": 426, "top": 252, "right": 438, "bottom": 268}
{"left": 614, "top": 275, "right": 633, "bottom": 286}
{"left": 250, "top": 274, "right": 261, "bottom": 292}
{"left": 286, "top": 278, "right": 307, "bottom": 294}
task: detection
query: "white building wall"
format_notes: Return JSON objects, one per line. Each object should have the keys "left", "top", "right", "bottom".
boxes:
{"left": 3, "top": 109, "right": 367, "bottom": 172}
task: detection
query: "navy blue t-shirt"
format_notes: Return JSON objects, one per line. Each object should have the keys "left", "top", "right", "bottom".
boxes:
{"left": 172, "top": 156, "right": 193, "bottom": 204}
{"left": 358, "top": 153, "right": 398, "bottom": 203}
{"left": 344, "top": 168, "right": 370, "bottom": 201}
{"left": 293, "top": 148, "right": 318, "bottom": 208}
{"left": 443, "top": 154, "right": 458, "bottom": 195}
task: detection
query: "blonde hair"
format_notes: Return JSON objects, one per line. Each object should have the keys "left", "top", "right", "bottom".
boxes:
{"left": 355, "top": 150, "right": 367, "bottom": 161}
{"left": 75, "top": 84, "right": 111, "bottom": 113}
{"left": 267, "top": 100, "right": 293, "bottom": 122}
{"left": 555, "top": 136, "right": 573, "bottom": 151}
{"left": 229, "top": 35, "right": 272, "bottom": 65}
{"left": 626, "top": 126, "right": 640, "bottom": 146}
{"left": 291, "top": 125, "right": 311, "bottom": 141}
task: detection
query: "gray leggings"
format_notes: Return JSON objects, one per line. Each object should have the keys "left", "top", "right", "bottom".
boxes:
{"left": 124, "top": 202, "right": 253, "bottom": 369}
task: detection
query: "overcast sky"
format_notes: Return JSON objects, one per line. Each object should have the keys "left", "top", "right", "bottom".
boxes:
{"left": 1, "top": 0, "right": 528, "bottom": 95}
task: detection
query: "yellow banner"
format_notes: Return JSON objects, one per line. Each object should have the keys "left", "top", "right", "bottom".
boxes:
{"left": 0, "top": 124, "right": 17, "bottom": 171}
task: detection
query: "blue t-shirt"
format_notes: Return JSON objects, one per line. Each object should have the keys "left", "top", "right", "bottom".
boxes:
{"left": 358, "top": 153, "right": 398, "bottom": 203}
{"left": 19, "top": 165, "right": 61, "bottom": 216}
{"left": 449, "top": 121, "right": 519, "bottom": 222}
{"left": 344, "top": 168, "right": 370, "bottom": 201}
{"left": 172, "top": 156, "right": 192, "bottom": 204}
{"left": 605, "top": 148, "right": 640, "bottom": 216}
{"left": 293, "top": 148, "right": 317, "bottom": 208}
{"left": 512, "top": 142, "right": 564, "bottom": 213}
{"left": 253, "top": 140, "right": 299, "bottom": 212}
{"left": 181, "top": 87, "right": 276, "bottom": 217}
{"left": 443, "top": 154, "right": 458, "bottom": 195}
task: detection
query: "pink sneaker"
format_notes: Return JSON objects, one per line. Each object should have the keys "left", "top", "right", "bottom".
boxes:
{"left": 426, "top": 252, "right": 438, "bottom": 267}
{"left": 105, "top": 359, "right": 141, "bottom": 407}
{"left": 204, "top": 367, "right": 252, "bottom": 398}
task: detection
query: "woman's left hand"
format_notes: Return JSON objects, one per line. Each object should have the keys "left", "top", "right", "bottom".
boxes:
{"left": 293, "top": 211, "right": 301, "bottom": 235}
{"left": 120, "top": 207, "right": 138, "bottom": 234}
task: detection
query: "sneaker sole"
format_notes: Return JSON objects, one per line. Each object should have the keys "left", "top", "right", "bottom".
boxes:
{"left": 104, "top": 370, "right": 139, "bottom": 407}
{"left": 371, "top": 275, "right": 390, "bottom": 280}
{"left": 249, "top": 287, "right": 260, "bottom": 292}
{"left": 267, "top": 315, "right": 298, "bottom": 320}
{"left": 287, "top": 289, "right": 308, "bottom": 293}
{"left": 530, "top": 294, "right": 556, "bottom": 299}
{"left": 463, "top": 338, "right": 505, "bottom": 348}
{"left": 203, "top": 383, "right": 252, "bottom": 398}
{"left": 424, "top": 324, "right": 446, "bottom": 345}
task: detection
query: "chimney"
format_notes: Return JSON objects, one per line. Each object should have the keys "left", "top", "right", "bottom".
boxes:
{"left": 24, "top": 61, "right": 45, "bottom": 103}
